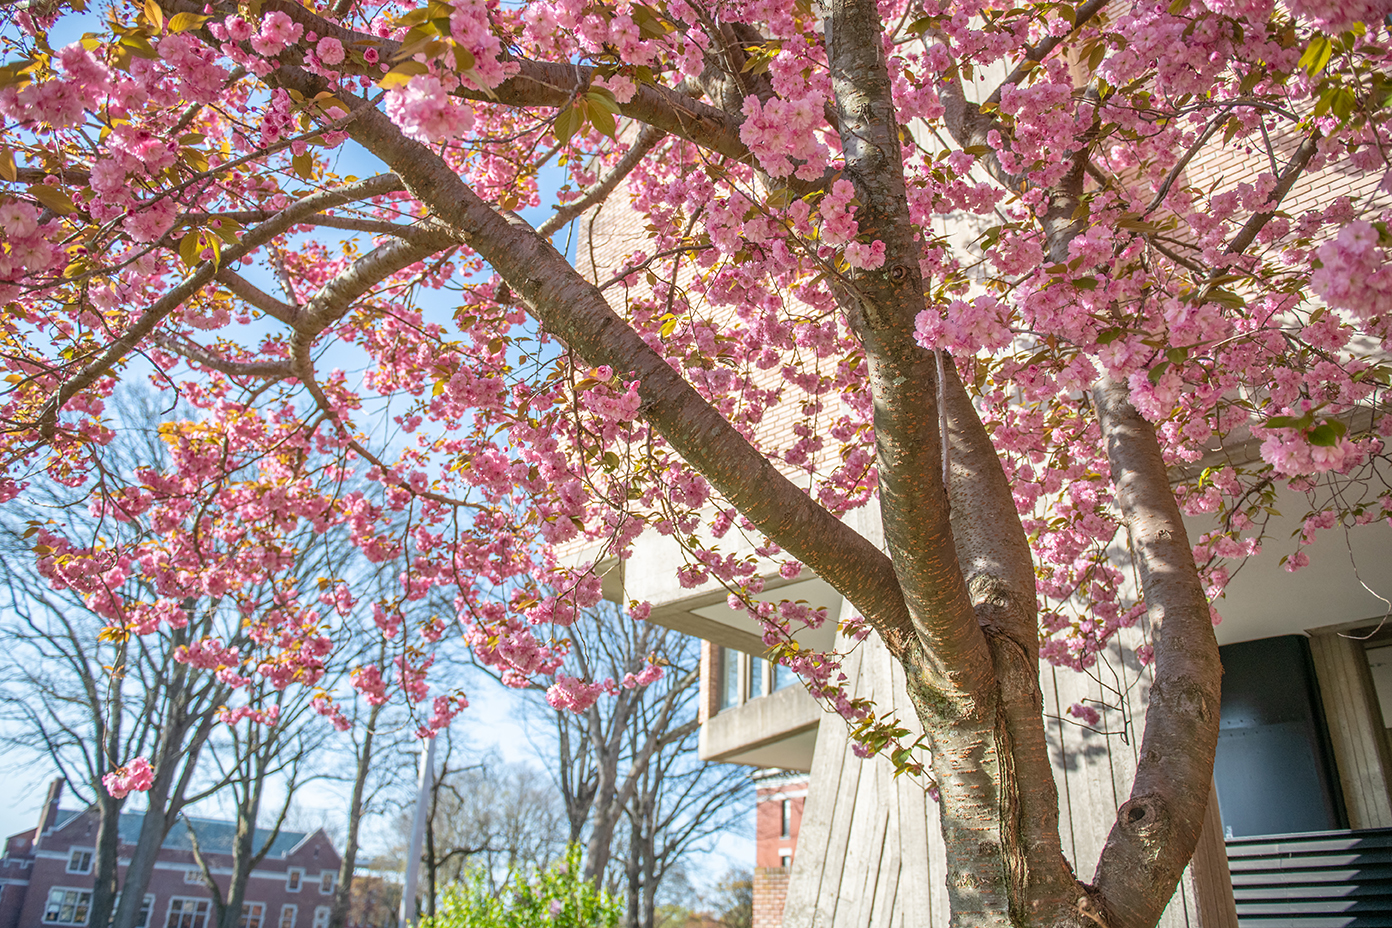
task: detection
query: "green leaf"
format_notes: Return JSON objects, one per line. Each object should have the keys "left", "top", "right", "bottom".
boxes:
{"left": 378, "top": 60, "right": 428, "bottom": 89}
{"left": 1307, "top": 422, "right": 1342, "bottom": 446}
{"left": 1298, "top": 34, "right": 1332, "bottom": 76}
{"left": 28, "top": 184, "right": 74, "bottom": 214}
{"left": 178, "top": 228, "right": 202, "bottom": 267}
{"left": 553, "top": 104, "right": 582, "bottom": 145}
{"left": 292, "top": 152, "right": 313, "bottom": 179}
{"left": 167, "top": 12, "right": 209, "bottom": 32}
{"left": 1147, "top": 360, "right": 1170, "bottom": 384}
{"left": 587, "top": 101, "right": 616, "bottom": 138}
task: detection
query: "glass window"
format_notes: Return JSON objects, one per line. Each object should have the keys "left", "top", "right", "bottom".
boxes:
{"left": 286, "top": 870, "right": 302, "bottom": 893}
{"left": 66, "top": 850, "right": 93, "bottom": 874}
{"left": 182, "top": 870, "right": 202, "bottom": 885}
{"left": 164, "top": 898, "right": 210, "bottom": 928}
{"left": 279, "top": 905, "right": 297, "bottom": 928}
{"left": 750, "top": 657, "right": 767, "bottom": 699}
{"left": 312, "top": 908, "right": 330, "bottom": 928}
{"left": 781, "top": 799, "right": 791, "bottom": 838}
{"left": 775, "top": 660, "right": 797, "bottom": 691}
{"left": 239, "top": 903, "right": 265, "bottom": 928}
{"left": 43, "top": 888, "right": 92, "bottom": 925}
{"left": 319, "top": 872, "right": 334, "bottom": 895}
{"left": 720, "top": 647, "right": 740, "bottom": 710}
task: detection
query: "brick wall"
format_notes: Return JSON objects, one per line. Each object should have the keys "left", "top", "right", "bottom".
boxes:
{"left": 752, "top": 866, "right": 791, "bottom": 928}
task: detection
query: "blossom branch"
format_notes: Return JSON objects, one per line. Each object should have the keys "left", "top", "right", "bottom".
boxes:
{"left": 537, "top": 125, "right": 666, "bottom": 238}
{"left": 26, "top": 174, "right": 403, "bottom": 438}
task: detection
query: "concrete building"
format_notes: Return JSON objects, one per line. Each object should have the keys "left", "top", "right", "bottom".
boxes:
{"left": 0, "top": 780, "right": 344, "bottom": 928}
{"left": 571, "top": 159, "right": 1392, "bottom": 927}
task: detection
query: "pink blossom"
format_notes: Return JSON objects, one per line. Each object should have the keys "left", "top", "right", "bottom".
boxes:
{"left": 385, "top": 75, "right": 475, "bottom": 144}
{"left": 103, "top": 757, "right": 154, "bottom": 799}
{"left": 315, "top": 36, "right": 345, "bottom": 65}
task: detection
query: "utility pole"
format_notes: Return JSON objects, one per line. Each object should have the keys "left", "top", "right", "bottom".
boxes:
{"left": 398, "top": 735, "right": 436, "bottom": 928}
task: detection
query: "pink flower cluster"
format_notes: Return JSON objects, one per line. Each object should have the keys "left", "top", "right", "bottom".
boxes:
{"left": 217, "top": 704, "right": 282, "bottom": 726}
{"left": 102, "top": 757, "right": 154, "bottom": 799}
{"left": 386, "top": 75, "right": 476, "bottom": 144}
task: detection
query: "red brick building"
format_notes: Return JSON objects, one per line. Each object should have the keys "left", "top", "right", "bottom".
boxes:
{"left": 0, "top": 780, "right": 344, "bottom": 928}
{"left": 751, "top": 771, "right": 806, "bottom": 928}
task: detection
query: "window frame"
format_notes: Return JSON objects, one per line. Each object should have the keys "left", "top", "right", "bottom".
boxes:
{"left": 285, "top": 868, "right": 303, "bottom": 893}
{"left": 164, "top": 897, "right": 211, "bottom": 928}
{"left": 278, "top": 904, "right": 297, "bottom": 928}
{"left": 239, "top": 902, "right": 266, "bottom": 928}
{"left": 135, "top": 893, "right": 155, "bottom": 928}
{"left": 311, "top": 907, "right": 330, "bottom": 928}
{"left": 65, "top": 849, "right": 94, "bottom": 875}
{"left": 318, "top": 871, "right": 335, "bottom": 895}
{"left": 42, "top": 887, "right": 93, "bottom": 925}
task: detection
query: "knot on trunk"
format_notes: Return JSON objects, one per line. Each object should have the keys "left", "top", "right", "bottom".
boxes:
{"left": 1117, "top": 795, "right": 1167, "bottom": 840}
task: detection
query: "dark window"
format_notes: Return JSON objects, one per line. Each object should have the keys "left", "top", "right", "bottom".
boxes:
{"left": 1214, "top": 635, "right": 1346, "bottom": 837}
{"left": 239, "top": 904, "right": 264, "bottom": 928}
{"left": 165, "top": 899, "right": 209, "bottom": 928}
{"left": 67, "top": 850, "right": 93, "bottom": 874}
{"left": 780, "top": 799, "right": 791, "bottom": 838}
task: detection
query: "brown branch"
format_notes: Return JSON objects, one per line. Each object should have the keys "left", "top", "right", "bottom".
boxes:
{"left": 826, "top": 0, "right": 984, "bottom": 679}
{"left": 242, "top": 0, "right": 753, "bottom": 164}
{"left": 536, "top": 126, "right": 666, "bottom": 239}
{"left": 1224, "top": 131, "right": 1319, "bottom": 256}
{"left": 215, "top": 270, "right": 294, "bottom": 324}
{"left": 268, "top": 63, "right": 917, "bottom": 655}
{"left": 151, "top": 334, "right": 293, "bottom": 380}
{"left": 982, "top": 0, "right": 1111, "bottom": 110}
{"left": 1091, "top": 377, "right": 1222, "bottom": 928}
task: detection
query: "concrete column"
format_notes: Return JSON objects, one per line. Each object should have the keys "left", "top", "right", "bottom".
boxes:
{"left": 1186, "top": 782, "right": 1238, "bottom": 928}
{"left": 1308, "top": 630, "right": 1392, "bottom": 828}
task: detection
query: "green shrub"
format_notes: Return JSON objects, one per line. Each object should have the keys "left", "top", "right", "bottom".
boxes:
{"left": 421, "top": 846, "right": 621, "bottom": 928}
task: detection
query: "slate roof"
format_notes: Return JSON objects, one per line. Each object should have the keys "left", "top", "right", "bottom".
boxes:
{"left": 56, "top": 811, "right": 312, "bottom": 859}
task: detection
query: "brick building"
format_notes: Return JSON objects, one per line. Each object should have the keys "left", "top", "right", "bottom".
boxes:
{"left": 0, "top": 780, "right": 344, "bottom": 928}
{"left": 751, "top": 771, "right": 806, "bottom": 928}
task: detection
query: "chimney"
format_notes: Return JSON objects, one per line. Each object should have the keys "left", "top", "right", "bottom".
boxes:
{"left": 34, "top": 778, "right": 63, "bottom": 843}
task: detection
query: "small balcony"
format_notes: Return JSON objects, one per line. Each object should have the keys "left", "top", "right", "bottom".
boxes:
{"left": 699, "top": 644, "right": 821, "bottom": 771}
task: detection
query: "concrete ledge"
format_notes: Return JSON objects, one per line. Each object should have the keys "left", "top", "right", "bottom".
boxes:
{"left": 701, "top": 684, "right": 821, "bottom": 769}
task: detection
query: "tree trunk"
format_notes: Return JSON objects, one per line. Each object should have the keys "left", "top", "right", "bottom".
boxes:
{"left": 329, "top": 702, "right": 383, "bottom": 928}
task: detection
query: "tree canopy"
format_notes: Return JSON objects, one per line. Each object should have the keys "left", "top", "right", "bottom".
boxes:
{"left": 1, "top": 0, "right": 1390, "bottom": 922}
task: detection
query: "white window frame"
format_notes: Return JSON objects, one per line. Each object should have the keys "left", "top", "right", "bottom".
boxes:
{"left": 182, "top": 869, "right": 204, "bottom": 884}
{"left": 285, "top": 868, "right": 303, "bottom": 893}
{"left": 65, "top": 849, "right": 93, "bottom": 874}
{"left": 278, "top": 904, "right": 297, "bottom": 928}
{"left": 239, "top": 902, "right": 265, "bottom": 928}
{"left": 318, "top": 871, "right": 334, "bottom": 895}
{"left": 134, "top": 894, "right": 155, "bottom": 928}
{"left": 42, "top": 887, "right": 92, "bottom": 925}
{"left": 311, "top": 907, "right": 330, "bottom": 928}
{"left": 164, "top": 897, "right": 211, "bottom": 928}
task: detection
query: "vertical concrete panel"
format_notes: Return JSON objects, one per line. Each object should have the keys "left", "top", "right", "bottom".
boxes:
{"left": 1308, "top": 630, "right": 1392, "bottom": 828}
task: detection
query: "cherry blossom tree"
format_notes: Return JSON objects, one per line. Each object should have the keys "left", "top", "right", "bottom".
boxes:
{"left": 1, "top": 0, "right": 1390, "bottom": 923}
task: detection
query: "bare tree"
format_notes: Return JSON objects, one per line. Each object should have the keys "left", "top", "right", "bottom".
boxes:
{"left": 536, "top": 604, "right": 749, "bottom": 926}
